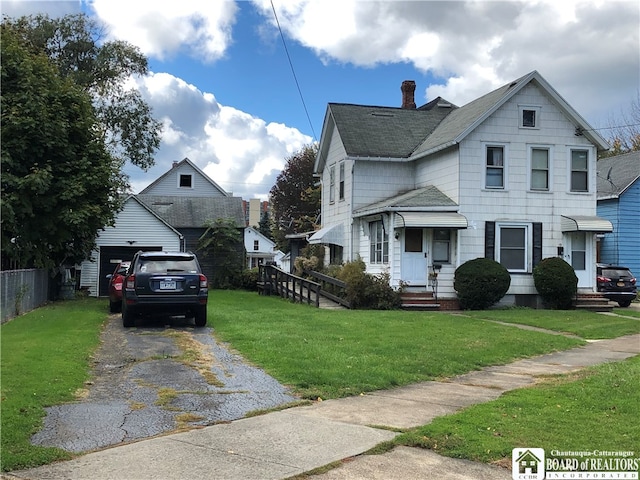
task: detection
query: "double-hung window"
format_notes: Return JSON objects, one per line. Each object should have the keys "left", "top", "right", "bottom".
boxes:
{"left": 485, "top": 145, "right": 505, "bottom": 189}
{"left": 530, "top": 147, "right": 550, "bottom": 191}
{"left": 497, "top": 224, "right": 529, "bottom": 272}
{"left": 369, "top": 220, "right": 388, "bottom": 264}
{"left": 253, "top": 240, "right": 259, "bottom": 251}
{"left": 570, "top": 149, "right": 589, "bottom": 192}
{"left": 339, "top": 163, "right": 345, "bottom": 200}
{"left": 329, "top": 166, "right": 335, "bottom": 203}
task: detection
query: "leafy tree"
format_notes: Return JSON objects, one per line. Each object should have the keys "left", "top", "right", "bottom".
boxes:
{"left": 3, "top": 13, "right": 161, "bottom": 170}
{"left": 269, "top": 144, "right": 320, "bottom": 251}
{"left": 197, "top": 218, "right": 245, "bottom": 289}
{"left": 601, "top": 92, "right": 640, "bottom": 157}
{"left": 1, "top": 23, "right": 125, "bottom": 269}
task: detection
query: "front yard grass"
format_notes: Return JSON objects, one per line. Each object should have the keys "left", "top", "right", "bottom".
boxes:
{"left": 464, "top": 308, "right": 640, "bottom": 339}
{"left": 1, "top": 297, "right": 107, "bottom": 471}
{"left": 212, "top": 291, "right": 585, "bottom": 399}
{"left": 395, "top": 355, "right": 640, "bottom": 463}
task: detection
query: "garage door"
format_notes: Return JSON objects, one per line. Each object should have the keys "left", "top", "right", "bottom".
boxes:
{"left": 99, "top": 246, "right": 162, "bottom": 296}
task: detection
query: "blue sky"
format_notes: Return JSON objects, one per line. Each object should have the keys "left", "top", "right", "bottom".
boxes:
{"left": 3, "top": 1, "right": 639, "bottom": 200}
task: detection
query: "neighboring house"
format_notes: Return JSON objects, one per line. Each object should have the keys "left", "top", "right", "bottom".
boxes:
{"left": 80, "top": 158, "right": 245, "bottom": 295}
{"left": 244, "top": 227, "right": 284, "bottom": 268}
{"left": 312, "top": 71, "right": 613, "bottom": 307}
{"left": 596, "top": 151, "right": 640, "bottom": 274}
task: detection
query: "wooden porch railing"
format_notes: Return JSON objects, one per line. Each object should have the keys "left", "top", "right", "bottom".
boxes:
{"left": 258, "top": 264, "right": 320, "bottom": 307}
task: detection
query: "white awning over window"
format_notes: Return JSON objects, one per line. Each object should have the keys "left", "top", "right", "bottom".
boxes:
{"left": 395, "top": 212, "right": 468, "bottom": 229}
{"left": 561, "top": 215, "right": 613, "bottom": 233}
{"left": 308, "top": 224, "right": 344, "bottom": 246}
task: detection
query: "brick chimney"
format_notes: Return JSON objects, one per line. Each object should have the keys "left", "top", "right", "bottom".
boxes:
{"left": 401, "top": 80, "right": 416, "bottom": 109}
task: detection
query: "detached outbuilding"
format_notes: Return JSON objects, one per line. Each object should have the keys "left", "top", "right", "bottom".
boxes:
{"left": 80, "top": 158, "right": 245, "bottom": 296}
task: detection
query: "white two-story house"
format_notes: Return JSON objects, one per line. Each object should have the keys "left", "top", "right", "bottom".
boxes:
{"left": 311, "top": 71, "right": 613, "bottom": 307}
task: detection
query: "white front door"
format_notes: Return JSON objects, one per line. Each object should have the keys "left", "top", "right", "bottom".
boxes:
{"left": 565, "top": 232, "right": 592, "bottom": 288}
{"left": 402, "top": 228, "right": 427, "bottom": 285}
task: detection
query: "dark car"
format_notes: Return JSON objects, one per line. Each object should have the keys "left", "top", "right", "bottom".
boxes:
{"left": 122, "top": 251, "right": 208, "bottom": 327}
{"left": 106, "top": 261, "right": 131, "bottom": 313}
{"left": 596, "top": 264, "right": 637, "bottom": 307}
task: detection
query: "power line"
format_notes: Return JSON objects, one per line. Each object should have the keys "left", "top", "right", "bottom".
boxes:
{"left": 270, "top": 0, "right": 318, "bottom": 142}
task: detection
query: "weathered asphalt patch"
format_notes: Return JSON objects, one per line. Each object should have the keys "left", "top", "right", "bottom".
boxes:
{"left": 31, "top": 314, "right": 297, "bottom": 453}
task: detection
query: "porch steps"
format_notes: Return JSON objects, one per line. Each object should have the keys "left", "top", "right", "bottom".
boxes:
{"left": 574, "top": 293, "right": 614, "bottom": 312}
{"left": 400, "top": 292, "right": 440, "bottom": 311}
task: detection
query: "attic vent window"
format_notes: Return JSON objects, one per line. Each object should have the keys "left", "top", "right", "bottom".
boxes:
{"left": 179, "top": 174, "right": 193, "bottom": 188}
{"left": 519, "top": 106, "right": 540, "bottom": 129}
{"left": 437, "top": 101, "right": 452, "bottom": 108}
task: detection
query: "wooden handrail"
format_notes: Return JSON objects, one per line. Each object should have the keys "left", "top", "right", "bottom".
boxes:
{"left": 258, "top": 265, "right": 320, "bottom": 307}
{"left": 307, "top": 270, "right": 351, "bottom": 309}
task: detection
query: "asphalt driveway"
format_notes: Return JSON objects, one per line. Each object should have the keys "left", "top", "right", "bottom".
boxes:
{"left": 31, "top": 314, "right": 297, "bottom": 453}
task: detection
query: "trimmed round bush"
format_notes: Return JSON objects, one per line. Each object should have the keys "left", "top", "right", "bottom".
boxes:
{"left": 454, "top": 258, "right": 511, "bottom": 310}
{"left": 533, "top": 257, "right": 577, "bottom": 309}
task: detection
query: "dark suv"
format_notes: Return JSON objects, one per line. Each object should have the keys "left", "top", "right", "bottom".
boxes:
{"left": 122, "top": 251, "right": 208, "bottom": 327}
{"left": 596, "top": 264, "right": 637, "bottom": 307}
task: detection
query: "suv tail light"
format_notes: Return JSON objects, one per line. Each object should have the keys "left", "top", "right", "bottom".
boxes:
{"left": 199, "top": 274, "right": 208, "bottom": 288}
{"left": 113, "top": 276, "right": 124, "bottom": 291}
{"left": 126, "top": 275, "right": 135, "bottom": 289}
{"left": 597, "top": 275, "right": 611, "bottom": 283}
{"left": 631, "top": 277, "right": 637, "bottom": 286}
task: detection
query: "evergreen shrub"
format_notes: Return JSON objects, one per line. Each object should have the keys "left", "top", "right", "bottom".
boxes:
{"left": 454, "top": 257, "right": 511, "bottom": 310}
{"left": 533, "top": 257, "right": 577, "bottom": 309}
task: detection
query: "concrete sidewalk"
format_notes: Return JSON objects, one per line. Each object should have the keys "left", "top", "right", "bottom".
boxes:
{"left": 8, "top": 333, "right": 640, "bottom": 480}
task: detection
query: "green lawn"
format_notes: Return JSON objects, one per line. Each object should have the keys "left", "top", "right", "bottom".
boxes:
{"left": 211, "top": 291, "right": 584, "bottom": 399}
{"left": 395, "top": 355, "right": 640, "bottom": 463}
{"left": 463, "top": 308, "right": 640, "bottom": 339}
{"left": 1, "top": 297, "right": 107, "bottom": 471}
{"left": 2, "top": 290, "right": 637, "bottom": 473}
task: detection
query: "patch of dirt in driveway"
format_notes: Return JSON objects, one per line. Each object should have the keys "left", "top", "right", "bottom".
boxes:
{"left": 31, "top": 314, "right": 297, "bottom": 453}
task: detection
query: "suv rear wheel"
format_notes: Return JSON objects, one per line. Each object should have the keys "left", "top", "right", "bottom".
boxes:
{"left": 122, "top": 308, "right": 135, "bottom": 328}
{"left": 194, "top": 306, "right": 207, "bottom": 327}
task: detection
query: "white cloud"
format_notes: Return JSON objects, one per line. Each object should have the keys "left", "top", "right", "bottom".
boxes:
{"left": 126, "top": 73, "right": 312, "bottom": 200}
{"left": 89, "top": 0, "right": 237, "bottom": 62}
{"left": 256, "top": 0, "right": 639, "bottom": 125}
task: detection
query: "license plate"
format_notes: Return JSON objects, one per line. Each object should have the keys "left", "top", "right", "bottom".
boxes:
{"left": 160, "top": 280, "right": 176, "bottom": 290}
{"left": 617, "top": 281, "right": 625, "bottom": 287}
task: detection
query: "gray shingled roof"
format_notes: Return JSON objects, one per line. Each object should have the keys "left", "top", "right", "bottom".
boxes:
{"left": 411, "top": 77, "right": 525, "bottom": 156}
{"left": 326, "top": 71, "right": 608, "bottom": 163}
{"left": 137, "top": 195, "right": 245, "bottom": 228}
{"left": 597, "top": 151, "right": 640, "bottom": 199}
{"left": 328, "top": 98, "right": 455, "bottom": 158}
{"left": 354, "top": 186, "right": 458, "bottom": 216}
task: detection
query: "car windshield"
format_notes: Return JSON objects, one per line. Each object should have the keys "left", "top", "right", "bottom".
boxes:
{"left": 602, "top": 268, "right": 632, "bottom": 278}
{"left": 137, "top": 258, "right": 198, "bottom": 274}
